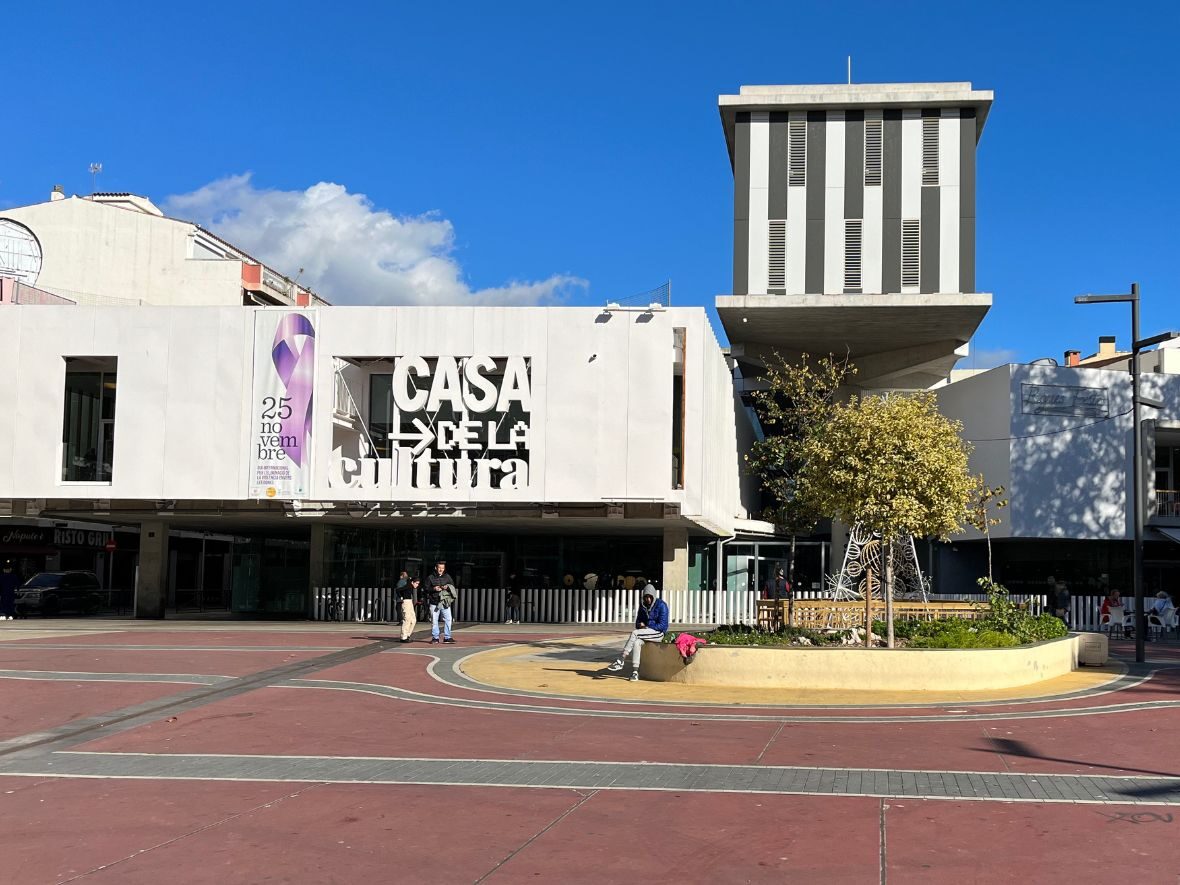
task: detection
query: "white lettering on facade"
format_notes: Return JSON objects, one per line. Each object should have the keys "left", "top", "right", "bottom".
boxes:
{"left": 329, "top": 355, "right": 533, "bottom": 494}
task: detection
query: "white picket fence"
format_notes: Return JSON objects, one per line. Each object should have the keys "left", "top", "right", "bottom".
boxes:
{"left": 311, "top": 586, "right": 761, "bottom": 624}
{"left": 308, "top": 586, "right": 1061, "bottom": 626}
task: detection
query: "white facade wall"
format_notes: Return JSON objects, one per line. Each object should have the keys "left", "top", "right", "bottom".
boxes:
{"left": 0, "top": 305, "right": 740, "bottom": 535}
{"left": 1, "top": 198, "right": 243, "bottom": 306}
{"left": 937, "top": 363, "right": 1156, "bottom": 541}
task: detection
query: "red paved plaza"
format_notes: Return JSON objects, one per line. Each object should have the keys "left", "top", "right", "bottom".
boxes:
{"left": 1, "top": 620, "right": 1177, "bottom": 884}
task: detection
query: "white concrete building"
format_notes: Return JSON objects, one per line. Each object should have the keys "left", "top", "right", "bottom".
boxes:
{"left": 935, "top": 358, "right": 1180, "bottom": 599}
{"left": 0, "top": 302, "right": 742, "bottom": 615}
{"left": 0, "top": 189, "right": 324, "bottom": 308}
{"left": 0, "top": 78, "right": 1018, "bottom": 618}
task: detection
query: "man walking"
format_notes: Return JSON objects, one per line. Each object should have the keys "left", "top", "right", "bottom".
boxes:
{"left": 398, "top": 575, "right": 419, "bottom": 642}
{"left": 606, "top": 587, "right": 669, "bottom": 681}
{"left": 427, "top": 560, "right": 457, "bottom": 644}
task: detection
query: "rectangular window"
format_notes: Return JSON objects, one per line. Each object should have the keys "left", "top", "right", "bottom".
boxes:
{"left": 922, "top": 116, "right": 939, "bottom": 185}
{"left": 369, "top": 373, "right": 393, "bottom": 458}
{"left": 788, "top": 119, "right": 807, "bottom": 186}
{"left": 768, "top": 220, "right": 786, "bottom": 290}
{"left": 61, "top": 357, "right": 117, "bottom": 483}
{"left": 901, "top": 219, "right": 921, "bottom": 288}
{"left": 864, "top": 116, "right": 882, "bottom": 186}
{"left": 672, "top": 328, "right": 686, "bottom": 489}
{"left": 843, "top": 220, "right": 863, "bottom": 291}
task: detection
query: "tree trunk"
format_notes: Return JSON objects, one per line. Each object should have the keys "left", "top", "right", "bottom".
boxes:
{"left": 788, "top": 534, "right": 797, "bottom": 627}
{"left": 985, "top": 525, "right": 993, "bottom": 583}
{"left": 885, "top": 542, "right": 896, "bottom": 649}
{"left": 788, "top": 534, "right": 797, "bottom": 585}
{"left": 864, "top": 566, "right": 873, "bottom": 648}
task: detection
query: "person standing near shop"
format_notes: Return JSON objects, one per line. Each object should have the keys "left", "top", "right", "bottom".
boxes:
{"left": 0, "top": 560, "right": 18, "bottom": 620}
{"left": 398, "top": 575, "right": 419, "bottom": 642}
{"left": 427, "top": 560, "right": 457, "bottom": 644}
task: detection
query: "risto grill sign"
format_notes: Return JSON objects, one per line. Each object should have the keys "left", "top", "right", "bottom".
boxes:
{"left": 0, "top": 527, "right": 114, "bottom": 549}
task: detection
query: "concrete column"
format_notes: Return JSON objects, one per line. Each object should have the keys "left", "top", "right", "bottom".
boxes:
{"left": 662, "top": 526, "right": 689, "bottom": 591}
{"left": 135, "top": 521, "right": 168, "bottom": 619}
{"left": 308, "top": 522, "right": 328, "bottom": 615}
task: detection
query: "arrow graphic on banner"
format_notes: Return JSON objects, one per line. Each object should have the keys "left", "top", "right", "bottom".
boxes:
{"left": 389, "top": 418, "right": 435, "bottom": 455}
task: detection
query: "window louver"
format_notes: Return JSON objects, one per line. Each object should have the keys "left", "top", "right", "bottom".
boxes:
{"left": 844, "top": 220, "right": 862, "bottom": 290}
{"left": 788, "top": 120, "right": 807, "bottom": 186}
{"left": 864, "top": 117, "right": 882, "bottom": 186}
{"left": 922, "top": 117, "right": 939, "bottom": 185}
{"left": 768, "top": 220, "right": 786, "bottom": 289}
{"left": 901, "top": 219, "right": 921, "bottom": 287}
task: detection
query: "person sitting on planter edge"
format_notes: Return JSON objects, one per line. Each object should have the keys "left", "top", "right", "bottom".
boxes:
{"left": 606, "top": 584, "right": 669, "bottom": 682}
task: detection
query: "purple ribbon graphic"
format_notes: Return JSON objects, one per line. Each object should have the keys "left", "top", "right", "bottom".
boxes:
{"left": 271, "top": 313, "right": 316, "bottom": 467}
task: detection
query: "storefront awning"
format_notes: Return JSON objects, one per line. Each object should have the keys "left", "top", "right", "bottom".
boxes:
{"left": 1153, "top": 526, "right": 1180, "bottom": 545}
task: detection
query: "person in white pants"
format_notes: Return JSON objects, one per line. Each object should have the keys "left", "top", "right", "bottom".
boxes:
{"left": 398, "top": 576, "right": 419, "bottom": 642}
{"left": 606, "top": 589, "right": 670, "bottom": 681}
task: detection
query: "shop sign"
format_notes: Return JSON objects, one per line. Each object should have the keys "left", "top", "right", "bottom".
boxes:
{"left": 0, "top": 527, "right": 113, "bottom": 548}
{"left": 329, "top": 355, "right": 532, "bottom": 494}
{"left": 249, "top": 311, "right": 318, "bottom": 499}
{"left": 1020, "top": 383, "right": 1108, "bottom": 418}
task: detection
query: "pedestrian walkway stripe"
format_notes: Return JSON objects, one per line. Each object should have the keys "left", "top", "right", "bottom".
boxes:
{"left": 4, "top": 644, "right": 347, "bottom": 652}
{"left": 281, "top": 677, "right": 1180, "bottom": 723}
{"left": 2, "top": 751, "right": 1175, "bottom": 807}
{"left": 0, "top": 670, "right": 230, "bottom": 685}
{"left": 0, "top": 640, "right": 395, "bottom": 758}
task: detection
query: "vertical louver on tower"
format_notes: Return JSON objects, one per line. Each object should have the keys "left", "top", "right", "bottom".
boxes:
{"left": 864, "top": 116, "right": 882, "bottom": 186}
{"left": 922, "top": 117, "right": 939, "bottom": 185}
{"left": 768, "top": 220, "right": 787, "bottom": 290}
{"left": 788, "top": 119, "right": 807, "bottom": 186}
{"left": 843, "top": 219, "right": 862, "bottom": 291}
{"left": 901, "top": 219, "right": 921, "bottom": 288}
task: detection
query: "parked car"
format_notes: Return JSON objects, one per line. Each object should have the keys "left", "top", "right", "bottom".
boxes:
{"left": 16, "top": 571, "right": 103, "bottom": 616}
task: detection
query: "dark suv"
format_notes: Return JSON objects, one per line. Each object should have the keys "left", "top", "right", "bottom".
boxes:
{"left": 16, "top": 571, "right": 103, "bottom": 616}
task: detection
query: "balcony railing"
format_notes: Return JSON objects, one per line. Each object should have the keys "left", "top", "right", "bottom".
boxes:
{"left": 1155, "top": 489, "right": 1180, "bottom": 519}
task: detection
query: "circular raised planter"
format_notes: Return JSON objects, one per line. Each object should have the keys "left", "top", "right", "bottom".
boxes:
{"left": 640, "top": 634, "right": 1090, "bottom": 691}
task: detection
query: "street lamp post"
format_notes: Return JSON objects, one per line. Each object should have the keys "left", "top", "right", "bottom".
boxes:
{"left": 1075, "top": 284, "right": 1178, "bottom": 664}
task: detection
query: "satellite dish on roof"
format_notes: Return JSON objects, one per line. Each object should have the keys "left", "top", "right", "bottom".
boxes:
{"left": 0, "top": 219, "right": 42, "bottom": 286}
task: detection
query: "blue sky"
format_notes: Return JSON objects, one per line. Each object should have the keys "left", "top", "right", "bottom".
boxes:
{"left": 3, "top": 1, "right": 1177, "bottom": 364}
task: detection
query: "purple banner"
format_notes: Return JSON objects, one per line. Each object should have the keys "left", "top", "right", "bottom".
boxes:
{"left": 250, "top": 310, "right": 317, "bottom": 499}
{"left": 270, "top": 313, "right": 316, "bottom": 466}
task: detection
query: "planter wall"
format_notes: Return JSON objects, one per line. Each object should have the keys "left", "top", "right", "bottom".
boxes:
{"left": 640, "top": 634, "right": 1085, "bottom": 691}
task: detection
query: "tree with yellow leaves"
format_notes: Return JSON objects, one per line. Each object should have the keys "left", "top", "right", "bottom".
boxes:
{"left": 799, "top": 391, "right": 974, "bottom": 648}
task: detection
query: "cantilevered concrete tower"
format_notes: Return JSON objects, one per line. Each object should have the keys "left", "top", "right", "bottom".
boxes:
{"left": 717, "top": 82, "right": 993, "bottom": 389}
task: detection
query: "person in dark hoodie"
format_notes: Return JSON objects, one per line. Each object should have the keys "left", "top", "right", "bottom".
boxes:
{"left": 0, "top": 560, "right": 18, "bottom": 620}
{"left": 606, "top": 584, "right": 669, "bottom": 681}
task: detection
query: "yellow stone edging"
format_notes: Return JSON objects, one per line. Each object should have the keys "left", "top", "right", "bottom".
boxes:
{"left": 642, "top": 634, "right": 1086, "bottom": 691}
{"left": 458, "top": 636, "right": 1124, "bottom": 706}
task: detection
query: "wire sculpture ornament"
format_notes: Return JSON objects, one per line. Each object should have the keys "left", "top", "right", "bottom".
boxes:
{"left": 827, "top": 523, "right": 929, "bottom": 601}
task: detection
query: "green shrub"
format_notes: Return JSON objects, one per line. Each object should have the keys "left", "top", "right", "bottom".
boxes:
{"left": 708, "top": 624, "right": 849, "bottom": 647}
{"left": 1014, "top": 613, "right": 1069, "bottom": 643}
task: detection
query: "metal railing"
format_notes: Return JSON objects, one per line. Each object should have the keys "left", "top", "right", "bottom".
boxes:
{"left": 1154, "top": 489, "right": 1180, "bottom": 518}
{"left": 311, "top": 586, "right": 761, "bottom": 625}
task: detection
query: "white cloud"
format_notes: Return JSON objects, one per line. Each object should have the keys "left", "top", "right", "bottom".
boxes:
{"left": 163, "top": 174, "right": 586, "bottom": 306}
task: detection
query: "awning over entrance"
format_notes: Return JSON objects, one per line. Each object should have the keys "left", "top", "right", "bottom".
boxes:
{"left": 1152, "top": 526, "right": 1180, "bottom": 545}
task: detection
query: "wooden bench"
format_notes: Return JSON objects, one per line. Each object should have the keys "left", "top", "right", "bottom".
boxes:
{"left": 757, "top": 598, "right": 989, "bottom": 631}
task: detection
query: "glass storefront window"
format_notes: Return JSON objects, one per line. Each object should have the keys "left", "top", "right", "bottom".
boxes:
{"left": 321, "top": 526, "right": 661, "bottom": 591}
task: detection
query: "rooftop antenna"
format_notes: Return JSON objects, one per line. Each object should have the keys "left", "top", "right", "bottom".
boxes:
{"left": 847, "top": 55, "right": 852, "bottom": 85}
{"left": 88, "top": 163, "right": 103, "bottom": 192}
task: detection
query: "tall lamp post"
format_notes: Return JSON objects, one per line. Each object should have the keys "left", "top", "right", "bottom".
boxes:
{"left": 1075, "top": 284, "right": 1178, "bottom": 664}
